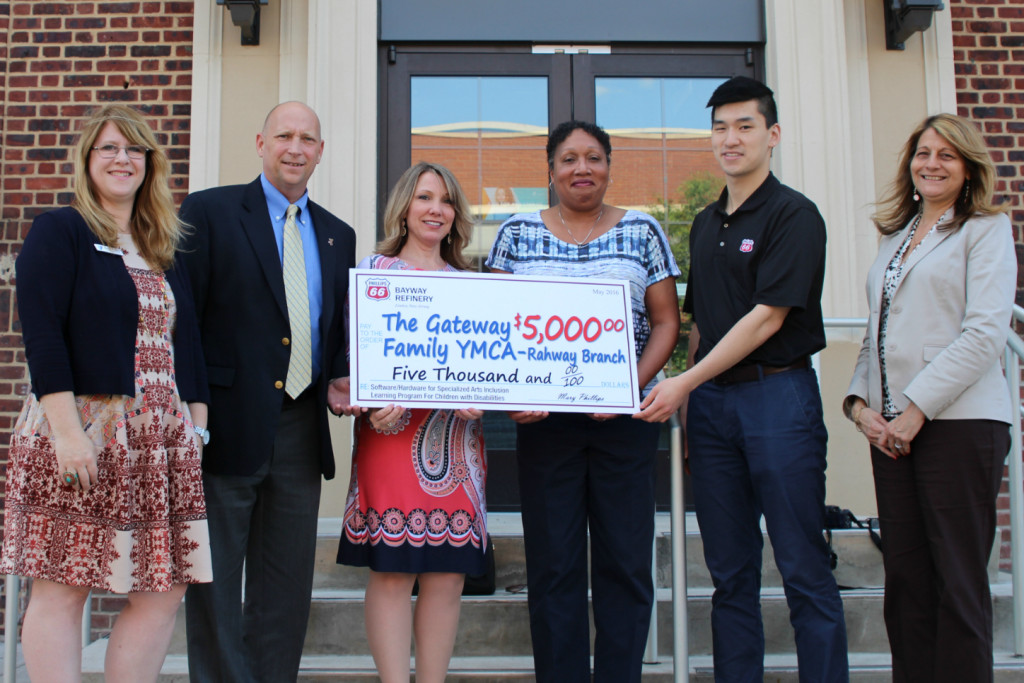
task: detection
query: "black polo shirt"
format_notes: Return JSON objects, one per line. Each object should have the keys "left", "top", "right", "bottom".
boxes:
{"left": 683, "top": 172, "right": 826, "bottom": 367}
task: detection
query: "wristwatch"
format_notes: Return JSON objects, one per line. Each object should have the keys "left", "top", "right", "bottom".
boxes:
{"left": 194, "top": 425, "right": 211, "bottom": 446}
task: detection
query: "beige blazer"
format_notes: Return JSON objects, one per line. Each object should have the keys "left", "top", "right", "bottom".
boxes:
{"left": 846, "top": 212, "right": 1017, "bottom": 423}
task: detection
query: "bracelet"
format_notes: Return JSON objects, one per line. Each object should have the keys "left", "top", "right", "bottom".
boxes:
{"left": 851, "top": 404, "right": 865, "bottom": 431}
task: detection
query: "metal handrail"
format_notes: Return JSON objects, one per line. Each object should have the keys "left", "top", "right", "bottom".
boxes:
{"left": 668, "top": 411, "right": 687, "bottom": 682}
{"left": 1007, "top": 304, "right": 1024, "bottom": 656}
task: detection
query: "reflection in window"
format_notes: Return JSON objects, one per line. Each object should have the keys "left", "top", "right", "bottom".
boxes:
{"left": 596, "top": 77, "right": 726, "bottom": 376}
{"left": 595, "top": 77, "right": 726, "bottom": 220}
{"left": 410, "top": 77, "right": 550, "bottom": 271}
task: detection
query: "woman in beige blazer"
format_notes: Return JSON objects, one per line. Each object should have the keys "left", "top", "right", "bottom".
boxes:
{"left": 844, "top": 113, "right": 1017, "bottom": 683}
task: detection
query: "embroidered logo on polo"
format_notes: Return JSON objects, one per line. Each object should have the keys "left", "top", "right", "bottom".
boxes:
{"left": 739, "top": 239, "right": 755, "bottom": 253}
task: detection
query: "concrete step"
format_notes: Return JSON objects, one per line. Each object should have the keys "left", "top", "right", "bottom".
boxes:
{"left": 80, "top": 644, "right": 1024, "bottom": 682}
{"left": 314, "top": 514, "right": 890, "bottom": 592}
{"left": 157, "top": 580, "right": 1021, "bottom": 658}
{"left": 77, "top": 512, "right": 1016, "bottom": 680}
{"left": 160, "top": 585, "right": 898, "bottom": 657}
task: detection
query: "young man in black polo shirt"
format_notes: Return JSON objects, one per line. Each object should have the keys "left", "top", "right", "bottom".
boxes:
{"left": 636, "top": 77, "right": 849, "bottom": 682}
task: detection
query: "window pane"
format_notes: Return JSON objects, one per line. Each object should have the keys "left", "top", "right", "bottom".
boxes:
{"left": 410, "top": 76, "right": 550, "bottom": 271}
{"left": 596, "top": 76, "right": 727, "bottom": 375}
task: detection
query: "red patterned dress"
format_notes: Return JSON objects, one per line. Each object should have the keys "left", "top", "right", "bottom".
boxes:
{"left": 1, "top": 266, "right": 212, "bottom": 593}
{"left": 336, "top": 254, "right": 488, "bottom": 574}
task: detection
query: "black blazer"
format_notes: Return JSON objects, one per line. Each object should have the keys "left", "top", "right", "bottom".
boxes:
{"left": 16, "top": 206, "right": 208, "bottom": 403}
{"left": 179, "top": 178, "right": 356, "bottom": 478}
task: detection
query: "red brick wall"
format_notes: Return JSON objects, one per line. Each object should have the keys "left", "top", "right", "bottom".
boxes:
{"left": 950, "top": 0, "right": 1024, "bottom": 569}
{"left": 0, "top": 0, "right": 195, "bottom": 638}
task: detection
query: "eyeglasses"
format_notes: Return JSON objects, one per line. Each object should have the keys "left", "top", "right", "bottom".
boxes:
{"left": 91, "top": 144, "right": 149, "bottom": 160}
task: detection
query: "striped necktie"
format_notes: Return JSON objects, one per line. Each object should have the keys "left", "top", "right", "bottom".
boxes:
{"left": 283, "top": 204, "right": 312, "bottom": 398}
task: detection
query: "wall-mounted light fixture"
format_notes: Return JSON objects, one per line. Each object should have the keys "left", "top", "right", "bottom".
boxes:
{"left": 217, "top": 0, "right": 269, "bottom": 46}
{"left": 884, "top": 0, "right": 945, "bottom": 50}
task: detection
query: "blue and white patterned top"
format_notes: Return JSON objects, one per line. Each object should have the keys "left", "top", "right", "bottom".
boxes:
{"left": 486, "top": 209, "right": 680, "bottom": 396}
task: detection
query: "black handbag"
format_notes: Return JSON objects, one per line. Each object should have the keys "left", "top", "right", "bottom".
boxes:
{"left": 461, "top": 537, "right": 496, "bottom": 595}
{"left": 824, "top": 505, "right": 883, "bottom": 572}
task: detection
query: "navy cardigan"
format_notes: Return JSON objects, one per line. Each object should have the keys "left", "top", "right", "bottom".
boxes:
{"left": 17, "top": 206, "right": 209, "bottom": 404}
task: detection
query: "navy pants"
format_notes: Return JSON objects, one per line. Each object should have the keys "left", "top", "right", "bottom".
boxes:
{"left": 517, "top": 413, "right": 660, "bottom": 683}
{"left": 185, "top": 391, "right": 322, "bottom": 683}
{"left": 871, "top": 418, "right": 1009, "bottom": 683}
{"left": 687, "top": 369, "right": 849, "bottom": 683}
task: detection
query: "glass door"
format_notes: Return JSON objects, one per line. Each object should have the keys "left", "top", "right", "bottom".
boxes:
{"left": 381, "top": 45, "right": 755, "bottom": 509}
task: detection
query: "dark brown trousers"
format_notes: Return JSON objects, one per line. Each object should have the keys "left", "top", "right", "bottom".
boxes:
{"left": 871, "top": 418, "right": 1010, "bottom": 683}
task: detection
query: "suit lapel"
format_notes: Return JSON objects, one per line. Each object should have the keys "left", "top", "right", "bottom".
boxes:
{"left": 240, "top": 179, "right": 289, "bottom": 318}
{"left": 309, "top": 201, "right": 337, "bottom": 348}
{"left": 895, "top": 223, "right": 955, "bottom": 295}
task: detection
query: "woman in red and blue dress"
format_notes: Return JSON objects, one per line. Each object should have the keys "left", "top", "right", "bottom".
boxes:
{"left": 337, "top": 162, "right": 485, "bottom": 683}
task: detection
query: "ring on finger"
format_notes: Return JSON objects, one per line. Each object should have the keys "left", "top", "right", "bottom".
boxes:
{"left": 62, "top": 471, "right": 77, "bottom": 486}
{"left": 894, "top": 442, "right": 904, "bottom": 450}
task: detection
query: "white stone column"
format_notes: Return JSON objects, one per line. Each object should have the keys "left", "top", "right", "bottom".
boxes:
{"left": 765, "top": 0, "right": 875, "bottom": 320}
{"left": 279, "top": 0, "right": 310, "bottom": 104}
{"left": 924, "top": 6, "right": 958, "bottom": 115}
{"left": 187, "top": 0, "right": 223, "bottom": 192}
{"left": 305, "top": 0, "right": 378, "bottom": 252}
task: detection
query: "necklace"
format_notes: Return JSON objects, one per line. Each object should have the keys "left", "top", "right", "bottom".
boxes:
{"left": 558, "top": 205, "right": 604, "bottom": 245}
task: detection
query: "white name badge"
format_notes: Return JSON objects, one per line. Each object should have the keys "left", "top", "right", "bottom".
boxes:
{"left": 349, "top": 269, "right": 641, "bottom": 413}
{"left": 94, "top": 243, "right": 124, "bottom": 255}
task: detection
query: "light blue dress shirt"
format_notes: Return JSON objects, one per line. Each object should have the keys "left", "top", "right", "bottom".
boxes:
{"left": 260, "top": 173, "right": 323, "bottom": 380}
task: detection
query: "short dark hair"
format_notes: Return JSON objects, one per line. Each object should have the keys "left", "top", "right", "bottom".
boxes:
{"left": 707, "top": 76, "right": 778, "bottom": 128}
{"left": 546, "top": 120, "right": 612, "bottom": 169}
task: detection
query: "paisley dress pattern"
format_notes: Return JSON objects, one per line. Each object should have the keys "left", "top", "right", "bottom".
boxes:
{"left": 1, "top": 267, "right": 212, "bottom": 593}
{"left": 337, "top": 255, "right": 487, "bottom": 574}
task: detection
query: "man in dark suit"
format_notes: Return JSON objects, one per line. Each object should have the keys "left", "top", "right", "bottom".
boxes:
{"left": 179, "top": 101, "right": 357, "bottom": 682}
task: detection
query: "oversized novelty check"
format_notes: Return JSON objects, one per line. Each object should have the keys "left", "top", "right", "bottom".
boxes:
{"left": 349, "top": 269, "right": 641, "bottom": 413}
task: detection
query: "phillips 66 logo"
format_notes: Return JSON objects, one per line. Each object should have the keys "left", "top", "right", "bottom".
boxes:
{"left": 364, "top": 278, "right": 391, "bottom": 301}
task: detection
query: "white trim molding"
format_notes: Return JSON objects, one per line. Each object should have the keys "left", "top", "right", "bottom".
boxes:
{"left": 923, "top": 4, "right": 958, "bottom": 115}
{"left": 279, "top": 0, "right": 309, "bottom": 104}
{"left": 188, "top": 0, "right": 224, "bottom": 193}
{"left": 306, "top": 0, "right": 378, "bottom": 252}
{"left": 766, "top": 0, "right": 868, "bottom": 320}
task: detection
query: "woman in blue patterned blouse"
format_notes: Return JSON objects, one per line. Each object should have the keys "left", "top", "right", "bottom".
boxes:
{"left": 486, "top": 120, "right": 680, "bottom": 683}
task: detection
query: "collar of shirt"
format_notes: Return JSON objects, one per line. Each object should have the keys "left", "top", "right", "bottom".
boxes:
{"left": 260, "top": 173, "right": 310, "bottom": 228}
{"left": 713, "top": 172, "right": 780, "bottom": 218}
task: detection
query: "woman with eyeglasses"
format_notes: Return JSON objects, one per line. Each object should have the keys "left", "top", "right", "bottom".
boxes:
{"left": 0, "top": 104, "right": 212, "bottom": 682}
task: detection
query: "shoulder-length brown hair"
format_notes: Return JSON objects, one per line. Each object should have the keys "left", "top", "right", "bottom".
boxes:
{"left": 376, "top": 162, "right": 475, "bottom": 271}
{"left": 72, "top": 104, "right": 184, "bottom": 271}
{"left": 873, "top": 113, "right": 1005, "bottom": 235}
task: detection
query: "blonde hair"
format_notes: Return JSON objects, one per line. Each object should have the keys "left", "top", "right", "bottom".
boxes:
{"left": 377, "top": 162, "right": 474, "bottom": 270}
{"left": 873, "top": 113, "right": 1005, "bottom": 235}
{"left": 72, "top": 104, "right": 184, "bottom": 270}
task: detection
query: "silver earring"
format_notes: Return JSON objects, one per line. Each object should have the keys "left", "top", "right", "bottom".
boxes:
{"left": 912, "top": 187, "right": 920, "bottom": 203}
{"left": 961, "top": 178, "right": 971, "bottom": 203}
